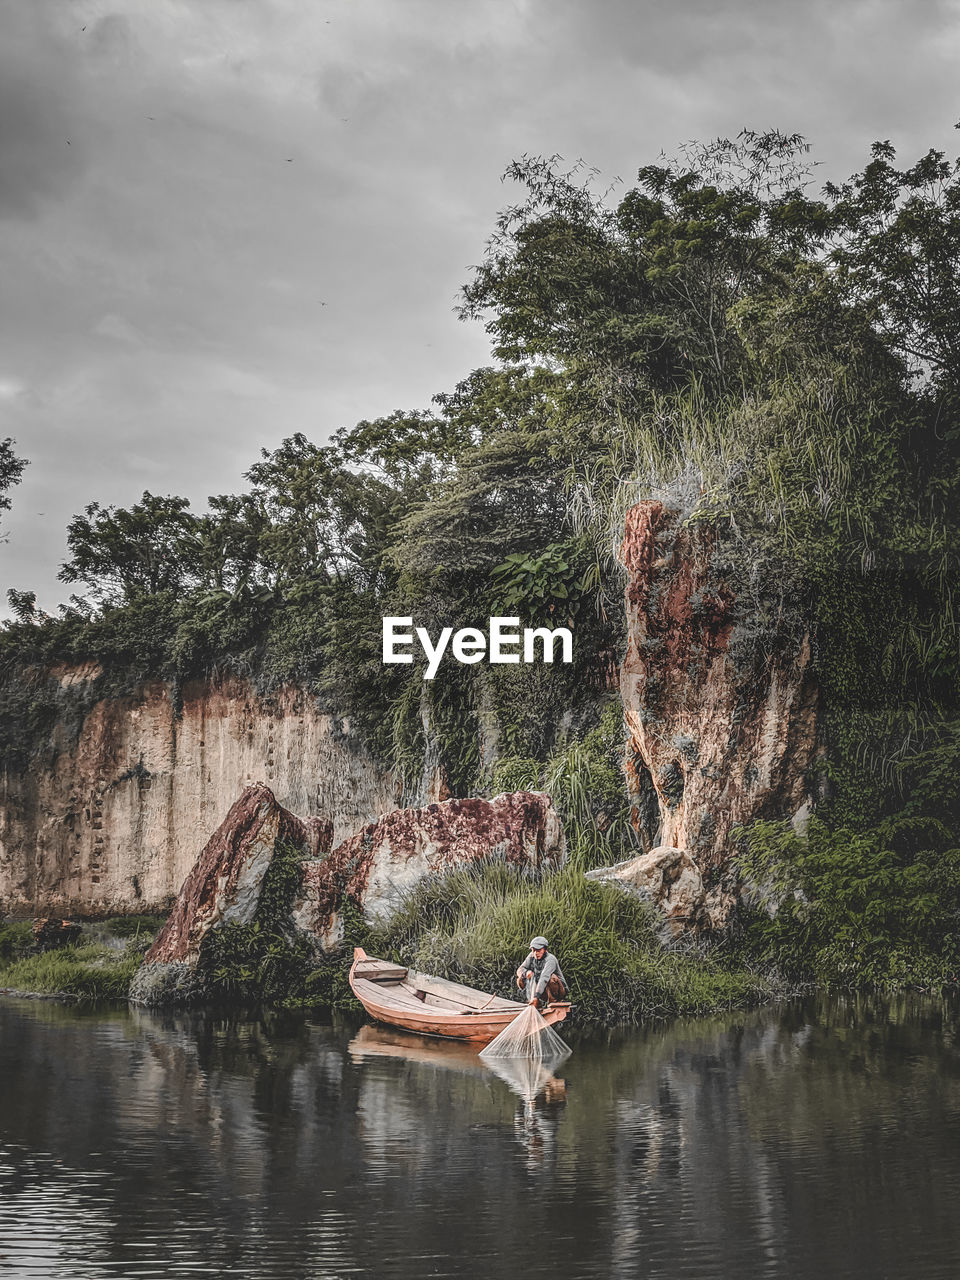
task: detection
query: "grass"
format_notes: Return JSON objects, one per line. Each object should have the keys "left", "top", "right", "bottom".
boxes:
{"left": 100, "top": 914, "right": 167, "bottom": 940}
{"left": 0, "top": 874, "right": 776, "bottom": 1023}
{"left": 0, "top": 944, "right": 143, "bottom": 1000}
{"left": 0, "top": 916, "right": 163, "bottom": 1001}
{"left": 364, "top": 862, "right": 777, "bottom": 1025}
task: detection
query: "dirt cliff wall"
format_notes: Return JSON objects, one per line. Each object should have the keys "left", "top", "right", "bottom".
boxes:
{"left": 0, "top": 672, "right": 399, "bottom": 915}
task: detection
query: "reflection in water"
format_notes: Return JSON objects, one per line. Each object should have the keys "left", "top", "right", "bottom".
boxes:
{"left": 349, "top": 1023, "right": 570, "bottom": 1104}
{"left": 482, "top": 1053, "right": 567, "bottom": 1103}
{"left": 2, "top": 994, "right": 960, "bottom": 1278}
{"left": 347, "top": 1023, "right": 572, "bottom": 1173}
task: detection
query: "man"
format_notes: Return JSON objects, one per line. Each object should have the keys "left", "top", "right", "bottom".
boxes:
{"left": 516, "top": 936, "right": 567, "bottom": 1009}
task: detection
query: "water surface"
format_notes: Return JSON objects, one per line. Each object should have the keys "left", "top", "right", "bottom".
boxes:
{"left": 2, "top": 994, "right": 960, "bottom": 1279}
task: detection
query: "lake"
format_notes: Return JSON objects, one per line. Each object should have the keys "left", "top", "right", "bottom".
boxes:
{"left": 2, "top": 993, "right": 960, "bottom": 1278}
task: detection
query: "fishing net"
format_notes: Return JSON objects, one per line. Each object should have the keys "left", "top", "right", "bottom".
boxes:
{"left": 479, "top": 1002, "right": 570, "bottom": 1062}
{"left": 481, "top": 1054, "right": 566, "bottom": 1103}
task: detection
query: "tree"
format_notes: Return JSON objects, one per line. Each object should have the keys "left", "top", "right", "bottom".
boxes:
{"left": 0, "top": 438, "right": 27, "bottom": 539}
{"left": 59, "top": 492, "right": 202, "bottom": 604}
{"left": 389, "top": 366, "right": 570, "bottom": 580}
{"left": 826, "top": 136, "right": 960, "bottom": 394}
{"left": 459, "top": 134, "right": 832, "bottom": 443}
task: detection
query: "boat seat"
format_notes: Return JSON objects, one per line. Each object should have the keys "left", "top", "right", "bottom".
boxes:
{"left": 354, "top": 963, "right": 408, "bottom": 983}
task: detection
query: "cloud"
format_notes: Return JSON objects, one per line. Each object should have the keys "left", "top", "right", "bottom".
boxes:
{"left": 0, "top": 8, "right": 88, "bottom": 219}
{"left": 2, "top": 0, "right": 960, "bottom": 612}
{"left": 94, "top": 313, "right": 145, "bottom": 346}
{"left": 0, "top": 377, "right": 24, "bottom": 401}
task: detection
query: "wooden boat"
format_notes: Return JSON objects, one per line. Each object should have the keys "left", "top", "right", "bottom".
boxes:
{"left": 348, "top": 947, "right": 571, "bottom": 1044}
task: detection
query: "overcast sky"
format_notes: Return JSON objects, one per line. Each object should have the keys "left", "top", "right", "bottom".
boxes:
{"left": 2, "top": 0, "right": 959, "bottom": 612}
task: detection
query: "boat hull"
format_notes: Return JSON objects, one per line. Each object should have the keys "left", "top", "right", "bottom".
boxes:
{"left": 348, "top": 948, "right": 570, "bottom": 1044}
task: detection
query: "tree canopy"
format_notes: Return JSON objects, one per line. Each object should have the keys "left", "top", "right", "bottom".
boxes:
{"left": 3, "top": 127, "right": 959, "bottom": 843}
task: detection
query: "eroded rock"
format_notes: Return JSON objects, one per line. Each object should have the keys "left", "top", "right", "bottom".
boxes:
{"left": 31, "top": 918, "right": 83, "bottom": 950}
{"left": 587, "top": 846, "right": 738, "bottom": 934}
{"left": 619, "top": 500, "right": 819, "bottom": 926}
{"left": 131, "top": 785, "right": 565, "bottom": 1002}
{"left": 586, "top": 846, "right": 705, "bottom": 934}
{"left": 143, "top": 782, "right": 331, "bottom": 968}
{"left": 293, "top": 791, "right": 565, "bottom": 949}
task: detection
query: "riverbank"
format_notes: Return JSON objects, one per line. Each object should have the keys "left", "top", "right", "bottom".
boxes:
{"left": 0, "top": 917, "right": 163, "bottom": 1001}
{"left": 1, "top": 867, "right": 783, "bottom": 1021}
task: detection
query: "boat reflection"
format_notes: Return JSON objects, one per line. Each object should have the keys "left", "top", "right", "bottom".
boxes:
{"left": 347, "top": 1024, "right": 569, "bottom": 1103}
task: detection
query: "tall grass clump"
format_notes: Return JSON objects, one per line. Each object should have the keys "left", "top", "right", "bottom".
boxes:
{"left": 367, "top": 862, "right": 771, "bottom": 1024}
{"left": 0, "top": 941, "right": 142, "bottom": 1000}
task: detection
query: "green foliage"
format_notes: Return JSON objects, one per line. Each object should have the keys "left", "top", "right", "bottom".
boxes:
{"left": 825, "top": 138, "right": 960, "bottom": 387}
{"left": 491, "top": 537, "right": 598, "bottom": 621}
{"left": 490, "top": 755, "right": 541, "bottom": 794}
{"left": 196, "top": 840, "right": 318, "bottom": 1005}
{"left": 0, "top": 437, "right": 27, "bottom": 530}
{"left": 736, "top": 814, "right": 960, "bottom": 987}
{"left": 367, "top": 862, "right": 773, "bottom": 1025}
{"left": 198, "top": 922, "right": 316, "bottom": 1004}
{"left": 540, "top": 704, "right": 634, "bottom": 870}
{"left": 60, "top": 493, "right": 203, "bottom": 605}
{"left": 0, "top": 921, "right": 33, "bottom": 962}
{"left": 100, "top": 914, "right": 167, "bottom": 940}
{"left": 0, "top": 940, "right": 142, "bottom": 1000}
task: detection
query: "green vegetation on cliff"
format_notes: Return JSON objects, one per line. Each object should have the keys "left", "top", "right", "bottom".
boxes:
{"left": 3, "top": 128, "right": 960, "bottom": 992}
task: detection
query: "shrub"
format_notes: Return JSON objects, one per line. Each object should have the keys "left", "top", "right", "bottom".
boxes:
{"left": 735, "top": 815, "right": 960, "bottom": 987}
{"left": 366, "top": 862, "right": 771, "bottom": 1024}
{"left": 0, "top": 921, "right": 33, "bottom": 962}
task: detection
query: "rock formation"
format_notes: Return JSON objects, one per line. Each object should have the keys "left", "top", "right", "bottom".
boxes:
{"left": 144, "top": 783, "right": 331, "bottom": 966}
{"left": 586, "top": 846, "right": 732, "bottom": 934}
{"left": 293, "top": 790, "right": 566, "bottom": 948}
{"left": 0, "top": 673, "right": 399, "bottom": 916}
{"left": 130, "top": 783, "right": 331, "bottom": 1004}
{"left": 130, "top": 784, "right": 564, "bottom": 1002}
{"left": 618, "top": 500, "right": 818, "bottom": 924}
{"left": 31, "top": 918, "right": 83, "bottom": 951}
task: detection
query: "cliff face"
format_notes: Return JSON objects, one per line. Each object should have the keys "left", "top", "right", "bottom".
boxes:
{"left": 620, "top": 501, "right": 818, "bottom": 887}
{"left": 0, "top": 672, "right": 399, "bottom": 915}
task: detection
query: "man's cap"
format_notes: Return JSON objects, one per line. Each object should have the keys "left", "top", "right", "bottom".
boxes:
{"left": 530, "top": 936, "right": 548, "bottom": 950}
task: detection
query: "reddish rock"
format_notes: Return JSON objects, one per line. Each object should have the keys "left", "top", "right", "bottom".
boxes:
{"left": 145, "top": 783, "right": 332, "bottom": 965}
{"left": 293, "top": 791, "right": 565, "bottom": 949}
{"left": 619, "top": 501, "right": 818, "bottom": 922}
